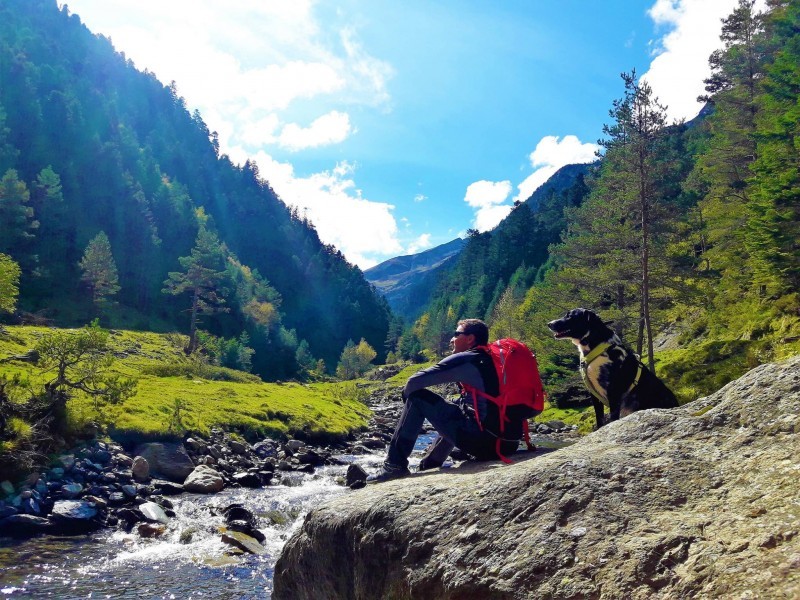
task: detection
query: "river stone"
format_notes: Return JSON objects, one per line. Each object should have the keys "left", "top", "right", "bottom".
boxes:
{"left": 121, "top": 484, "right": 138, "bottom": 498}
{"left": 229, "top": 440, "right": 249, "bottom": 455}
{"left": 0, "top": 480, "right": 14, "bottom": 496}
{"left": 285, "top": 439, "right": 305, "bottom": 453}
{"left": 232, "top": 472, "right": 261, "bottom": 488}
{"left": 137, "top": 522, "right": 166, "bottom": 538}
{"left": 58, "top": 455, "right": 76, "bottom": 470}
{"left": 0, "top": 513, "right": 53, "bottom": 536}
{"left": 183, "top": 465, "right": 224, "bottom": 493}
{"left": 221, "top": 530, "right": 266, "bottom": 555}
{"left": 51, "top": 499, "right": 98, "bottom": 521}
{"left": 185, "top": 437, "right": 208, "bottom": 453}
{"left": 133, "top": 443, "right": 194, "bottom": 483}
{"left": 150, "top": 480, "right": 184, "bottom": 495}
{"left": 345, "top": 464, "right": 367, "bottom": 487}
{"left": 273, "top": 356, "right": 800, "bottom": 600}
{"left": 60, "top": 483, "right": 83, "bottom": 499}
{"left": 0, "top": 505, "right": 17, "bottom": 518}
{"left": 131, "top": 456, "right": 150, "bottom": 481}
{"left": 115, "top": 453, "right": 134, "bottom": 467}
{"left": 139, "top": 501, "right": 170, "bottom": 524}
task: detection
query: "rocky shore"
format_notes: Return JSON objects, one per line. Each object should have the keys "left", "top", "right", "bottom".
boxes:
{"left": 0, "top": 369, "right": 580, "bottom": 555}
{"left": 0, "top": 381, "right": 399, "bottom": 547}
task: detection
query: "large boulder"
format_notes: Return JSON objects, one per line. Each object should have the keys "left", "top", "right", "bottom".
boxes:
{"left": 274, "top": 356, "right": 800, "bottom": 600}
{"left": 133, "top": 443, "right": 194, "bottom": 483}
{"left": 183, "top": 465, "right": 224, "bottom": 493}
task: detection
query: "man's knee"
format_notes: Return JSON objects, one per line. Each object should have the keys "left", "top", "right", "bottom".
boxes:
{"left": 406, "top": 389, "right": 444, "bottom": 406}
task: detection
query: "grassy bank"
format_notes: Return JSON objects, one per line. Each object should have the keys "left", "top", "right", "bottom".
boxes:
{"left": 0, "top": 326, "right": 372, "bottom": 446}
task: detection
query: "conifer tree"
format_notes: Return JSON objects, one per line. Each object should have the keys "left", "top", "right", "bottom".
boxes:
{"left": 550, "top": 72, "right": 680, "bottom": 367}
{"left": 0, "top": 170, "right": 38, "bottom": 270}
{"left": 162, "top": 224, "right": 229, "bottom": 352}
{"left": 0, "top": 253, "right": 21, "bottom": 314}
{"left": 79, "top": 231, "right": 120, "bottom": 311}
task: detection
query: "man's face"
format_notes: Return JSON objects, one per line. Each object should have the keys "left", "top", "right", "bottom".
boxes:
{"left": 451, "top": 327, "right": 475, "bottom": 353}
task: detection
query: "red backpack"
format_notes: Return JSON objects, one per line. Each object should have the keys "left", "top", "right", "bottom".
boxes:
{"left": 462, "top": 339, "right": 545, "bottom": 463}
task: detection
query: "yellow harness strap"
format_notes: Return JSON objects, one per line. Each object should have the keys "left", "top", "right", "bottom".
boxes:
{"left": 580, "top": 343, "right": 643, "bottom": 406}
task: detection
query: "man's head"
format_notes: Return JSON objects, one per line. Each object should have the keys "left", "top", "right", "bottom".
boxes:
{"left": 451, "top": 318, "right": 489, "bottom": 352}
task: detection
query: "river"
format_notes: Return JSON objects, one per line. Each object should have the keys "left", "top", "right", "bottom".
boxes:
{"left": 0, "top": 435, "right": 571, "bottom": 599}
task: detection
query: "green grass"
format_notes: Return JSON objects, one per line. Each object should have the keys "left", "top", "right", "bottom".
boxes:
{"left": 0, "top": 325, "right": 372, "bottom": 444}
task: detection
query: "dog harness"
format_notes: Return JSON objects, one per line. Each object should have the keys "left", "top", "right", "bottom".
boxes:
{"left": 580, "top": 342, "right": 643, "bottom": 406}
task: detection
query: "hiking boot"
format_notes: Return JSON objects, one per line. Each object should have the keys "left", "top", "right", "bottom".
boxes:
{"left": 417, "top": 458, "right": 442, "bottom": 472}
{"left": 366, "top": 463, "right": 410, "bottom": 483}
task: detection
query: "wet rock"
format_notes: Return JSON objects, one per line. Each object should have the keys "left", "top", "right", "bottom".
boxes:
{"left": 49, "top": 500, "right": 101, "bottom": 534}
{"left": 137, "top": 522, "right": 166, "bottom": 538}
{"left": 138, "top": 501, "right": 170, "bottom": 524}
{"left": 223, "top": 504, "right": 256, "bottom": 528}
{"left": 179, "top": 526, "right": 198, "bottom": 544}
{"left": 294, "top": 449, "right": 324, "bottom": 466}
{"left": 60, "top": 483, "right": 83, "bottom": 499}
{"left": 227, "top": 520, "right": 266, "bottom": 544}
{"left": 359, "top": 437, "right": 386, "bottom": 450}
{"left": 0, "top": 505, "right": 18, "bottom": 519}
{"left": 150, "top": 480, "right": 184, "bottom": 496}
{"left": 253, "top": 440, "right": 278, "bottom": 458}
{"left": 183, "top": 465, "right": 224, "bottom": 494}
{"left": 1, "top": 480, "right": 14, "bottom": 496}
{"left": 121, "top": 485, "right": 138, "bottom": 498}
{"left": 133, "top": 443, "right": 195, "bottom": 483}
{"left": 231, "top": 472, "right": 262, "bottom": 488}
{"left": 131, "top": 456, "right": 150, "bottom": 481}
{"left": 345, "top": 464, "right": 367, "bottom": 488}
{"left": 221, "top": 530, "right": 266, "bottom": 555}
{"left": 0, "top": 513, "right": 53, "bottom": 536}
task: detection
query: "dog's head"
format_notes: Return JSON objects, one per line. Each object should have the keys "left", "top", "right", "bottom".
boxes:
{"left": 547, "top": 308, "right": 609, "bottom": 342}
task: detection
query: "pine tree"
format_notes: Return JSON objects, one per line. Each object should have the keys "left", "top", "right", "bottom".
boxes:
{"left": 79, "top": 231, "right": 120, "bottom": 311}
{"left": 162, "top": 224, "right": 229, "bottom": 352}
{"left": 0, "top": 169, "right": 38, "bottom": 270}
{"left": 550, "top": 71, "right": 682, "bottom": 367}
{"left": 0, "top": 253, "right": 21, "bottom": 314}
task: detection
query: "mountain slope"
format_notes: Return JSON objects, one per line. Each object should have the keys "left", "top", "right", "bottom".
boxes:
{"left": 0, "top": 0, "right": 390, "bottom": 376}
{"left": 364, "top": 238, "right": 465, "bottom": 320}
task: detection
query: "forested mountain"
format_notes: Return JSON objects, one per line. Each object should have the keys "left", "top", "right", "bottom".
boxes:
{"left": 405, "top": 0, "right": 798, "bottom": 403}
{"left": 409, "top": 162, "right": 592, "bottom": 354}
{"left": 0, "top": 0, "right": 391, "bottom": 379}
{"left": 364, "top": 237, "right": 465, "bottom": 320}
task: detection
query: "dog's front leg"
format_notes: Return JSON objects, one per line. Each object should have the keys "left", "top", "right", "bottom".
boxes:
{"left": 592, "top": 398, "right": 605, "bottom": 430}
{"left": 607, "top": 393, "right": 622, "bottom": 423}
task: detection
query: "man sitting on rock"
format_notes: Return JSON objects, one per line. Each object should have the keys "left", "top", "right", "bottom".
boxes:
{"left": 368, "top": 319, "right": 527, "bottom": 483}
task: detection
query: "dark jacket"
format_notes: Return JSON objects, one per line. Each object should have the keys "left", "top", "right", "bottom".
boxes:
{"left": 404, "top": 348, "right": 527, "bottom": 439}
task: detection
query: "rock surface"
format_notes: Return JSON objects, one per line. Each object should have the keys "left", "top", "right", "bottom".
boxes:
{"left": 274, "top": 356, "right": 800, "bottom": 600}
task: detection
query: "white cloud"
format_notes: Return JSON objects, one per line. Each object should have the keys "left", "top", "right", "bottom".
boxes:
{"left": 406, "top": 234, "right": 432, "bottom": 254}
{"left": 463, "top": 180, "right": 513, "bottom": 232}
{"left": 248, "top": 152, "right": 402, "bottom": 269}
{"left": 515, "top": 135, "right": 599, "bottom": 202}
{"left": 642, "top": 0, "right": 767, "bottom": 122}
{"left": 278, "top": 111, "right": 354, "bottom": 151}
{"left": 414, "top": 194, "right": 427, "bottom": 203}
{"left": 64, "top": 0, "right": 392, "bottom": 155}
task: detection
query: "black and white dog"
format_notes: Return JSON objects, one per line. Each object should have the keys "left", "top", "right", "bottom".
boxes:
{"left": 547, "top": 308, "right": 678, "bottom": 429}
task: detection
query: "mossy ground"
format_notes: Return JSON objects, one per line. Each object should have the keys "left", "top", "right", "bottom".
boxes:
{"left": 0, "top": 326, "right": 371, "bottom": 444}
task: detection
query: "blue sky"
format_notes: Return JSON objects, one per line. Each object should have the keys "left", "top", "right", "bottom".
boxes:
{"left": 62, "top": 0, "right": 755, "bottom": 268}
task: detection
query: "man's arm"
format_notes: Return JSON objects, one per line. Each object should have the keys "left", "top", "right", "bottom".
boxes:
{"left": 403, "top": 352, "right": 485, "bottom": 398}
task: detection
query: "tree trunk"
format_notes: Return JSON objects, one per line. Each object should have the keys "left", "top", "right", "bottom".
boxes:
{"left": 188, "top": 287, "right": 199, "bottom": 353}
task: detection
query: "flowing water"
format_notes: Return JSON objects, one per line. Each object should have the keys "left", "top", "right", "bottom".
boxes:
{"left": 0, "top": 435, "right": 572, "bottom": 599}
